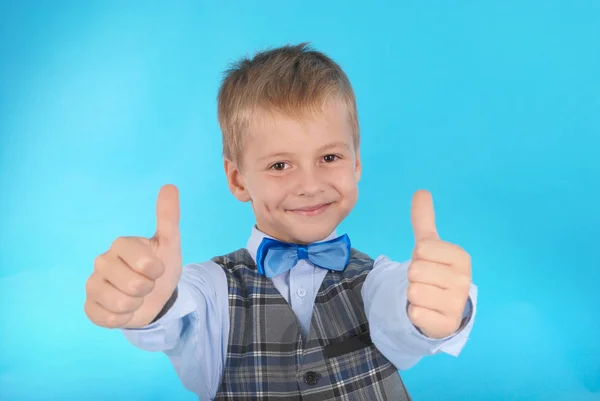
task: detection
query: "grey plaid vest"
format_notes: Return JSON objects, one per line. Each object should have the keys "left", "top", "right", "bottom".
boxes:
{"left": 210, "top": 247, "right": 412, "bottom": 401}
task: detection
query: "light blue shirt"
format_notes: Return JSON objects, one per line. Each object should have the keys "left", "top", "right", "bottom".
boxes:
{"left": 123, "top": 227, "right": 478, "bottom": 400}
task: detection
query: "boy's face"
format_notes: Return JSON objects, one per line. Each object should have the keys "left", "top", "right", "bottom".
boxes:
{"left": 225, "top": 99, "right": 361, "bottom": 245}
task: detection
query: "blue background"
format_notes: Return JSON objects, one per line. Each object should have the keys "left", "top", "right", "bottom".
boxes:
{"left": 1, "top": 1, "right": 599, "bottom": 400}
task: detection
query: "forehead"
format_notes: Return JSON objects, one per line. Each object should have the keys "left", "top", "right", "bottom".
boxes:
{"left": 246, "top": 99, "right": 353, "bottom": 147}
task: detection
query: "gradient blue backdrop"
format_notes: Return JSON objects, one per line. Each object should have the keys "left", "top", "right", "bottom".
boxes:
{"left": 1, "top": 1, "right": 598, "bottom": 400}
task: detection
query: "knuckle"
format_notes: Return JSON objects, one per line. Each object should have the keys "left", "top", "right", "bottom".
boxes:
{"left": 93, "top": 254, "right": 107, "bottom": 273}
{"left": 407, "top": 305, "right": 419, "bottom": 321}
{"left": 105, "top": 313, "right": 120, "bottom": 327}
{"left": 111, "top": 237, "right": 123, "bottom": 249}
{"left": 111, "top": 236, "right": 131, "bottom": 251}
{"left": 140, "top": 258, "right": 163, "bottom": 279}
{"left": 409, "top": 306, "right": 427, "bottom": 327}
{"left": 115, "top": 296, "right": 136, "bottom": 313}
{"left": 413, "top": 243, "right": 424, "bottom": 258}
{"left": 128, "top": 278, "right": 151, "bottom": 296}
{"left": 410, "top": 259, "right": 424, "bottom": 271}
{"left": 407, "top": 284, "right": 419, "bottom": 302}
{"left": 407, "top": 264, "right": 418, "bottom": 282}
{"left": 136, "top": 257, "right": 153, "bottom": 273}
{"left": 84, "top": 300, "right": 130, "bottom": 329}
{"left": 105, "top": 312, "right": 130, "bottom": 328}
{"left": 85, "top": 302, "right": 111, "bottom": 327}
{"left": 85, "top": 277, "right": 95, "bottom": 295}
{"left": 413, "top": 241, "right": 429, "bottom": 259}
{"left": 83, "top": 301, "right": 94, "bottom": 321}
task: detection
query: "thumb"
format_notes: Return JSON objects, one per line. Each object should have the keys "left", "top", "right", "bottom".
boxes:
{"left": 410, "top": 189, "right": 439, "bottom": 242}
{"left": 154, "top": 184, "right": 180, "bottom": 245}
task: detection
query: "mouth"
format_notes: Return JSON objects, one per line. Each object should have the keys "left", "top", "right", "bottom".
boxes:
{"left": 288, "top": 202, "right": 332, "bottom": 217}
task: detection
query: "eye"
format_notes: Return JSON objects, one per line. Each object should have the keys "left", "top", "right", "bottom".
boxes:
{"left": 323, "top": 154, "right": 339, "bottom": 163}
{"left": 270, "top": 162, "right": 288, "bottom": 171}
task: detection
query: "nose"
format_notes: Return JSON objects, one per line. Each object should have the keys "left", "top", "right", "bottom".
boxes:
{"left": 295, "top": 167, "right": 324, "bottom": 197}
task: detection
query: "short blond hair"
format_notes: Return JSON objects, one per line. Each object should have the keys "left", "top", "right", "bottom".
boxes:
{"left": 217, "top": 42, "right": 359, "bottom": 164}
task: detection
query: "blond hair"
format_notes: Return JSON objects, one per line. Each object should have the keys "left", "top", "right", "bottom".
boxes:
{"left": 217, "top": 42, "right": 359, "bottom": 164}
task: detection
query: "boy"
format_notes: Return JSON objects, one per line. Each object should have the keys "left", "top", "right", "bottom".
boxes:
{"left": 84, "top": 43, "right": 477, "bottom": 400}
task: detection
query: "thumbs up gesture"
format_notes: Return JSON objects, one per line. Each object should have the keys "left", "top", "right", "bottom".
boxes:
{"left": 84, "top": 184, "right": 183, "bottom": 329}
{"left": 407, "top": 190, "right": 472, "bottom": 339}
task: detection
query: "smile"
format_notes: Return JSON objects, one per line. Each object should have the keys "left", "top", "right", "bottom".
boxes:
{"left": 288, "top": 203, "right": 332, "bottom": 217}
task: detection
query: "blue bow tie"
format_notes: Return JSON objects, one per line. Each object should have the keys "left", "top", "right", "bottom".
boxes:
{"left": 255, "top": 234, "right": 351, "bottom": 278}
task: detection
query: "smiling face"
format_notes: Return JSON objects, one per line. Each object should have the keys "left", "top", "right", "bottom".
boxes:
{"left": 224, "top": 98, "right": 362, "bottom": 244}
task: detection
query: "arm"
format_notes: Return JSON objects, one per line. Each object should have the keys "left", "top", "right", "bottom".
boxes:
{"left": 122, "top": 261, "right": 230, "bottom": 399}
{"left": 362, "top": 256, "right": 478, "bottom": 370}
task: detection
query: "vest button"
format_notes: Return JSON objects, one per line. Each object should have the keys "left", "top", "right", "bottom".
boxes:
{"left": 303, "top": 371, "right": 321, "bottom": 385}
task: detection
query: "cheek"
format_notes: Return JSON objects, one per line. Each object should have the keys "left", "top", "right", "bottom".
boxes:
{"left": 331, "top": 165, "right": 359, "bottom": 194}
{"left": 342, "top": 180, "right": 359, "bottom": 203}
{"left": 249, "top": 176, "right": 288, "bottom": 207}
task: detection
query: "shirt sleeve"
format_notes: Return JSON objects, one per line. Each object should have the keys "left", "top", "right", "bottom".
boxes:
{"left": 121, "top": 260, "right": 230, "bottom": 399}
{"left": 362, "top": 255, "right": 478, "bottom": 370}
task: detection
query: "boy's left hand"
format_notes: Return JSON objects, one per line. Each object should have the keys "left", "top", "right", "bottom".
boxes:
{"left": 406, "top": 190, "right": 472, "bottom": 339}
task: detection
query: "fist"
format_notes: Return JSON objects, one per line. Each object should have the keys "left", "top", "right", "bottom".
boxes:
{"left": 84, "top": 184, "right": 182, "bottom": 329}
{"left": 406, "top": 190, "right": 472, "bottom": 339}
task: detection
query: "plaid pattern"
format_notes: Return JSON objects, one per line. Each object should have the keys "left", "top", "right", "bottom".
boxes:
{"left": 211, "top": 247, "right": 412, "bottom": 401}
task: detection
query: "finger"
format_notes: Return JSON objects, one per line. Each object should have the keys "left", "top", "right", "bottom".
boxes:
{"left": 407, "top": 304, "right": 460, "bottom": 339}
{"left": 411, "top": 190, "right": 439, "bottom": 242}
{"left": 94, "top": 253, "right": 155, "bottom": 297}
{"left": 407, "top": 282, "right": 466, "bottom": 317}
{"left": 412, "top": 239, "right": 471, "bottom": 275}
{"left": 408, "top": 260, "right": 471, "bottom": 291}
{"left": 155, "top": 184, "right": 180, "bottom": 245}
{"left": 109, "top": 237, "right": 164, "bottom": 280}
{"left": 86, "top": 271, "right": 144, "bottom": 314}
{"left": 84, "top": 298, "right": 134, "bottom": 329}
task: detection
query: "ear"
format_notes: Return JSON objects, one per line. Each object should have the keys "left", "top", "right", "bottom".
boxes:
{"left": 224, "top": 158, "right": 251, "bottom": 202}
{"left": 354, "top": 146, "right": 362, "bottom": 183}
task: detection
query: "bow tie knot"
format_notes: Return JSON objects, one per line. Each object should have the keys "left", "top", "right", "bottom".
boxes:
{"left": 255, "top": 234, "right": 351, "bottom": 278}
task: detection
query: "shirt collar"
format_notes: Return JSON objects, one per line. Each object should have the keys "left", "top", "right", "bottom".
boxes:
{"left": 245, "top": 225, "right": 339, "bottom": 264}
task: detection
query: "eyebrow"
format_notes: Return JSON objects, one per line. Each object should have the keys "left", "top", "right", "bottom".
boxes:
{"left": 257, "top": 151, "right": 294, "bottom": 162}
{"left": 257, "top": 141, "right": 351, "bottom": 161}
{"left": 317, "top": 141, "right": 351, "bottom": 152}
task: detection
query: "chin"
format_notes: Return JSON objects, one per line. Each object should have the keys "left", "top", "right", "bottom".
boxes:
{"left": 287, "top": 220, "right": 341, "bottom": 244}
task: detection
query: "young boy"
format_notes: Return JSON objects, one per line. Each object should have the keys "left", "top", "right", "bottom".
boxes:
{"left": 84, "top": 43, "right": 477, "bottom": 401}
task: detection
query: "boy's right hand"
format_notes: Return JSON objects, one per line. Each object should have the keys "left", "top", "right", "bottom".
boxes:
{"left": 84, "top": 184, "right": 183, "bottom": 329}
